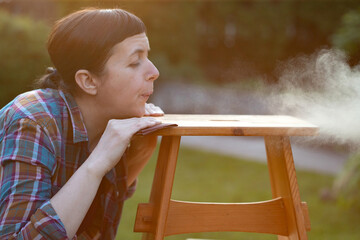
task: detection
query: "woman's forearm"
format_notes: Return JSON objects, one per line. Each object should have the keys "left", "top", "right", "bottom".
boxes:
{"left": 50, "top": 159, "right": 103, "bottom": 239}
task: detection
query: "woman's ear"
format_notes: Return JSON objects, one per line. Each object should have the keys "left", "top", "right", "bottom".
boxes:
{"left": 75, "top": 70, "right": 98, "bottom": 95}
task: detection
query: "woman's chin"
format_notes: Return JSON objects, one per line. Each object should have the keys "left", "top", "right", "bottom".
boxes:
{"left": 134, "top": 107, "right": 146, "bottom": 118}
{"left": 117, "top": 105, "right": 146, "bottom": 118}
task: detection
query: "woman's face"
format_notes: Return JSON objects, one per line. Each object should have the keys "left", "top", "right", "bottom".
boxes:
{"left": 95, "top": 32, "right": 159, "bottom": 119}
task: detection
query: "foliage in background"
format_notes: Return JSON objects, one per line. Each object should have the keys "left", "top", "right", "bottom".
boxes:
{"left": 0, "top": 1, "right": 358, "bottom": 90}
{"left": 55, "top": 1, "right": 358, "bottom": 85}
{"left": 1, "top": 1, "right": 358, "bottom": 89}
{"left": 0, "top": 9, "right": 50, "bottom": 107}
{"left": 332, "top": 7, "right": 360, "bottom": 65}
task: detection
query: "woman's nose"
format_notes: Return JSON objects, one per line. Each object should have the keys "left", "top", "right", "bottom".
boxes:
{"left": 147, "top": 60, "right": 159, "bottom": 82}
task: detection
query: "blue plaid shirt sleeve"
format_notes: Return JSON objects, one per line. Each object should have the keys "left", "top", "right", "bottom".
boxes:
{"left": 0, "top": 118, "right": 68, "bottom": 239}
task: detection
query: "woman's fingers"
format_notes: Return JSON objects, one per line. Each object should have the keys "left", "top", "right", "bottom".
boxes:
{"left": 134, "top": 117, "right": 161, "bottom": 132}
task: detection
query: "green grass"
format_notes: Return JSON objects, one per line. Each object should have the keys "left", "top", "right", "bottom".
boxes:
{"left": 116, "top": 146, "right": 360, "bottom": 240}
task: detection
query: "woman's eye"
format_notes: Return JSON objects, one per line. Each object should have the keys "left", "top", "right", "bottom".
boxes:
{"left": 129, "top": 62, "right": 140, "bottom": 68}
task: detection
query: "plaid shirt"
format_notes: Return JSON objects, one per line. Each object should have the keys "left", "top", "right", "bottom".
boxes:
{"left": 0, "top": 88, "right": 135, "bottom": 239}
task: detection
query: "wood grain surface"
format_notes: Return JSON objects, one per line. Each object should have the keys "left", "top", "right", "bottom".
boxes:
{"left": 152, "top": 114, "right": 318, "bottom": 136}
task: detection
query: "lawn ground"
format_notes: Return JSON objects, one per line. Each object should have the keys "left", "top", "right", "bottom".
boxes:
{"left": 116, "top": 145, "right": 360, "bottom": 240}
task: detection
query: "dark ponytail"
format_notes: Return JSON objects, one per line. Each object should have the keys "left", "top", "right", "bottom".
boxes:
{"left": 35, "top": 67, "right": 67, "bottom": 90}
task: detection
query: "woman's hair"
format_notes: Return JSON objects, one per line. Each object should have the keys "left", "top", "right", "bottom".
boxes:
{"left": 35, "top": 8, "right": 146, "bottom": 93}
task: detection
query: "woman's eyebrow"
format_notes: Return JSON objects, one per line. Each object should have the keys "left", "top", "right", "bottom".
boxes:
{"left": 128, "top": 48, "right": 150, "bottom": 57}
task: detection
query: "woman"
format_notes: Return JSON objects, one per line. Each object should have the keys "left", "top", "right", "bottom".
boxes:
{"left": 0, "top": 8, "right": 164, "bottom": 239}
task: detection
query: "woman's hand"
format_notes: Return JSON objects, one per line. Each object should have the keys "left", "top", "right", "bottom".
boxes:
{"left": 51, "top": 117, "right": 161, "bottom": 239}
{"left": 124, "top": 103, "right": 164, "bottom": 185}
{"left": 144, "top": 103, "right": 164, "bottom": 116}
{"left": 86, "top": 117, "right": 161, "bottom": 179}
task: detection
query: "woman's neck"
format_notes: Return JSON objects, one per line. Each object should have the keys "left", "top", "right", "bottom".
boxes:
{"left": 74, "top": 94, "right": 108, "bottom": 151}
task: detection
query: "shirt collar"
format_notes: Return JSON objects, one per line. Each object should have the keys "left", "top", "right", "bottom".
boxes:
{"left": 59, "top": 90, "right": 88, "bottom": 143}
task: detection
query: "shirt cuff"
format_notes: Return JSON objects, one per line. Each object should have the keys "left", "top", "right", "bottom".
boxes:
{"left": 30, "top": 200, "right": 68, "bottom": 239}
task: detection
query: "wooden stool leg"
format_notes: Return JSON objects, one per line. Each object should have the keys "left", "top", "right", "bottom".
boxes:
{"left": 140, "top": 136, "right": 181, "bottom": 240}
{"left": 264, "top": 136, "right": 308, "bottom": 240}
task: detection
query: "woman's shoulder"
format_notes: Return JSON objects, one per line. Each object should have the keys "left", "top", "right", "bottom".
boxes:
{"left": 0, "top": 88, "right": 67, "bottom": 131}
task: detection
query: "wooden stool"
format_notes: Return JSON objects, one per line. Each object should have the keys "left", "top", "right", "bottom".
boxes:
{"left": 134, "top": 115, "right": 317, "bottom": 240}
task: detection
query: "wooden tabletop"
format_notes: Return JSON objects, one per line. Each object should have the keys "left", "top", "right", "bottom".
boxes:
{"left": 153, "top": 114, "right": 318, "bottom": 136}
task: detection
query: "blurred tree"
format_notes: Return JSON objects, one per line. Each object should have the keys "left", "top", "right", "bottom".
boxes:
{"left": 332, "top": 7, "right": 360, "bottom": 66}
{"left": 54, "top": 1, "right": 359, "bottom": 85}
{"left": 196, "top": 1, "right": 357, "bottom": 84}
{"left": 0, "top": 0, "right": 57, "bottom": 22}
{"left": 0, "top": 9, "right": 50, "bottom": 107}
{"left": 1, "top": 0, "right": 358, "bottom": 100}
